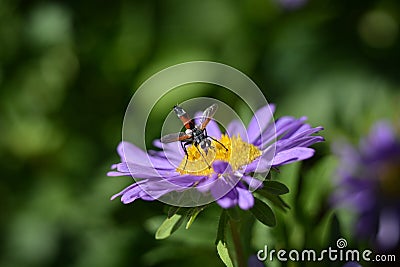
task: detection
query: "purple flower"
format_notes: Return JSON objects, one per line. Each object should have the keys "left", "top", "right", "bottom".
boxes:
{"left": 333, "top": 121, "right": 400, "bottom": 250}
{"left": 109, "top": 104, "right": 323, "bottom": 210}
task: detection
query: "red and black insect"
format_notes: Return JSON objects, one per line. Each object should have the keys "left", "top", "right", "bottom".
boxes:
{"left": 161, "top": 104, "right": 228, "bottom": 169}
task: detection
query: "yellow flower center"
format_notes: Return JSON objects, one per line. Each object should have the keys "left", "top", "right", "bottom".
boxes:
{"left": 176, "top": 134, "right": 262, "bottom": 176}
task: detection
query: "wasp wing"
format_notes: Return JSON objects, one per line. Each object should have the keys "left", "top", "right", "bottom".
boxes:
{"left": 160, "top": 132, "right": 191, "bottom": 143}
{"left": 174, "top": 105, "right": 195, "bottom": 130}
{"left": 200, "top": 103, "right": 218, "bottom": 130}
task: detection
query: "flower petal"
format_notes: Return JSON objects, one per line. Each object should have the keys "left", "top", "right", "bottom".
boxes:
{"left": 212, "top": 160, "right": 231, "bottom": 174}
{"left": 262, "top": 116, "right": 306, "bottom": 145}
{"left": 275, "top": 136, "right": 324, "bottom": 152}
{"left": 107, "top": 171, "right": 130, "bottom": 177}
{"left": 245, "top": 147, "right": 274, "bottom": 173}
{"left": 114, "top": 162, "right": 177, "bottom": 178}
{"left": 216, "top": 194, "right": 237, "bottom": 209}
{"left": 210, "top": 178, "right": 237, "bottom": 208}
{"left": 117, "top": 141, "right": 149, "bottom": 164}
{"left": 272, "top": 147, "right": 315, "bottom": 166}
{"left": 247, "top": 105, "right": 275, "bottom": 144}
{"left": 196, "top": 174, "right": 218, "bottom": 193}
{"left": 205, "top": 119, "right": 222, "bottom": 138}
{"left": 112, "top": 180, "right": 148, "bottom": 203}
{"left": 227, "top": 119, "right": 247, "bottom": 139}
{"left": 242, "top": 175, "right": 264, "bottom": 191}
{"left": 237, "top": 186, "right": 255, "bottom": 210}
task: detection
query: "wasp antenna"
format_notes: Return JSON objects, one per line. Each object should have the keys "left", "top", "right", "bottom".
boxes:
{"left": 209, "top": 136, "right": 229, "bottom": 151}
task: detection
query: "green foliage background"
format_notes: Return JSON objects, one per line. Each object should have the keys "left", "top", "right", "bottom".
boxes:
{"left": 0, "top": 0, "right": 399, "bottom": 266}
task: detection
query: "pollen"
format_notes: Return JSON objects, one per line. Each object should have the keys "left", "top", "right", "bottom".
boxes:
{"left": 176, "top": 134, "right": 262, "bottom": 176}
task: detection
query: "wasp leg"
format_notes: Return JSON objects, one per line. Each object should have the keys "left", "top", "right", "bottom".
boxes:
{"left": 181, "top": 141, "right": 189, "bottom": 170}
{"left": 194, "top": 144, "right": 211, "bottom": 169}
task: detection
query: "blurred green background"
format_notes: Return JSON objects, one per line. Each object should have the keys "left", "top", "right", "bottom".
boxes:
{"left": 0, "top": 0, "right": 399, "bottom": 266}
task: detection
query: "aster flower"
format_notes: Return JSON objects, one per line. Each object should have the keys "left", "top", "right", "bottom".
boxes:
{"left": 333, "top": 121, "right": 400, "bottom": 250}
{"left": 109, "top": 104, "right": 323, "bottom": 210}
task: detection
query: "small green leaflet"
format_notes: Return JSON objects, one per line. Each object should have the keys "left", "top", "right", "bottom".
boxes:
{"left": 263, "top": 180, "right": 289, "bottom": 195}
{"left": 217, "top": 241, "right": 234, "bottom": 267}
{"left": 256, "top": 186, "right": 290, "bottom": 211}
{"left": 155, "top": 214, "right": 184, "bottom": 240}
{"left": 250, "top": 197, "right": 277, "bottom": 227}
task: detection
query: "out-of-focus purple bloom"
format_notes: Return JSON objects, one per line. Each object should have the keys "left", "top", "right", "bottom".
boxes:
{"left": 248, "top": 254, "right": 264, "bottom": 267}
{"left": 333, "top": 121, "right": 400, "bottom": 250}
{"left": 109, "top": 104, "right": 323, "bottom": 210}
{"left": 342, "top": 262, "right": 363, "bottom": 267}
{"left": 277, "top": 0, "right": 307, "bottom": 10}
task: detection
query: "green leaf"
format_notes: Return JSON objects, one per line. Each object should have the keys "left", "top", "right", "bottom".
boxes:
{"left": 155, "top": 214, "right": 184, "bottom": 239}
{"left": 256, "top": 189, "right": 290, "bottom": 211}
{"left": 250, "top": 197, "right": 276, "bottom": 227}
{"left": 215, "top": 209, "right": 229, "bottom": 245}
{"left": 216, "top": 240, "right": 234, "bottom": 267}
{"left": 263, "top": 180, "right": 289, "bottom": 195}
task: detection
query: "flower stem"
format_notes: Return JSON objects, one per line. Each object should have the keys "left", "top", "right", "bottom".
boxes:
{"left": 230, "top": 219, "right": 246, "bottom": 267}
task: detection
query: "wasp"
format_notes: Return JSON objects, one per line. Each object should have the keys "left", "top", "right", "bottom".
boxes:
{"left": 160, "top": 104, "right": 228, "bottom": 169}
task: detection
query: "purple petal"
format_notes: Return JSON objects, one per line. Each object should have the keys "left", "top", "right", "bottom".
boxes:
{"left": 247, "top": 105, "right": 275, "bottom": 144}
{"left": 114, "top": 162, "right": 177, "bottom": 178}
{"left": 211, "top": 178, "right": 237, "bottom": 208}
{"left": 111, "top": 181, "right": 145, "bottom": 201}
{"left": 272, "top": 147, "right": 315, "bottom": 166}
{"left": 291, "top": 126, "right": 324, "bottom": 138}
{"left": 245, "top": 147, "right": 274, "bottom": 173}
{"left": 276, "top": 117, "right": 307, "bottom": 138}
{"left": 121, "top": 190, "right": 143, "bottom": 203}
{"left": 237, "top": 186, "right": 255, "bottom": 210}
{"left": 196, "top": 174, "right": 218, "bottom": 193}
{"left": 166, "top": 174, "right": 205, "bottom": 187}
{"left": 107, "top": 171, "right": 131, "bottom": 177}
{"left": 260, "top": 116, "right": 305, "bottom": 146}
{"left": 113, "top": 180, "right": 148, "bottom": 203}
{"left": 117, "top": 141, "right": 149, "bottom": 164}
{"left": 227, "top": 119, "right": 247, "bottom": 139}
{"left": 215, "top": 188, "right": 238, "bottom": 209}
{"left": 206, "top": 119, "right": 222, "bottom": 138}
{"left": 153, "top": 139, "right": 185, "bottom": 160}
{"left": 216, "top": 194, "right": 237, "bottom": 209}
{"left": 242, "top": 175, "right": 264, "bottom": 191}
{"left": 274, "top": 136, "right": 324, "bottom": 152}
{"left": 212, "top": 160, "right": 231, "bottom": 174}
{"left": 149, "top": 150, "right": 183, "bottom": 169}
